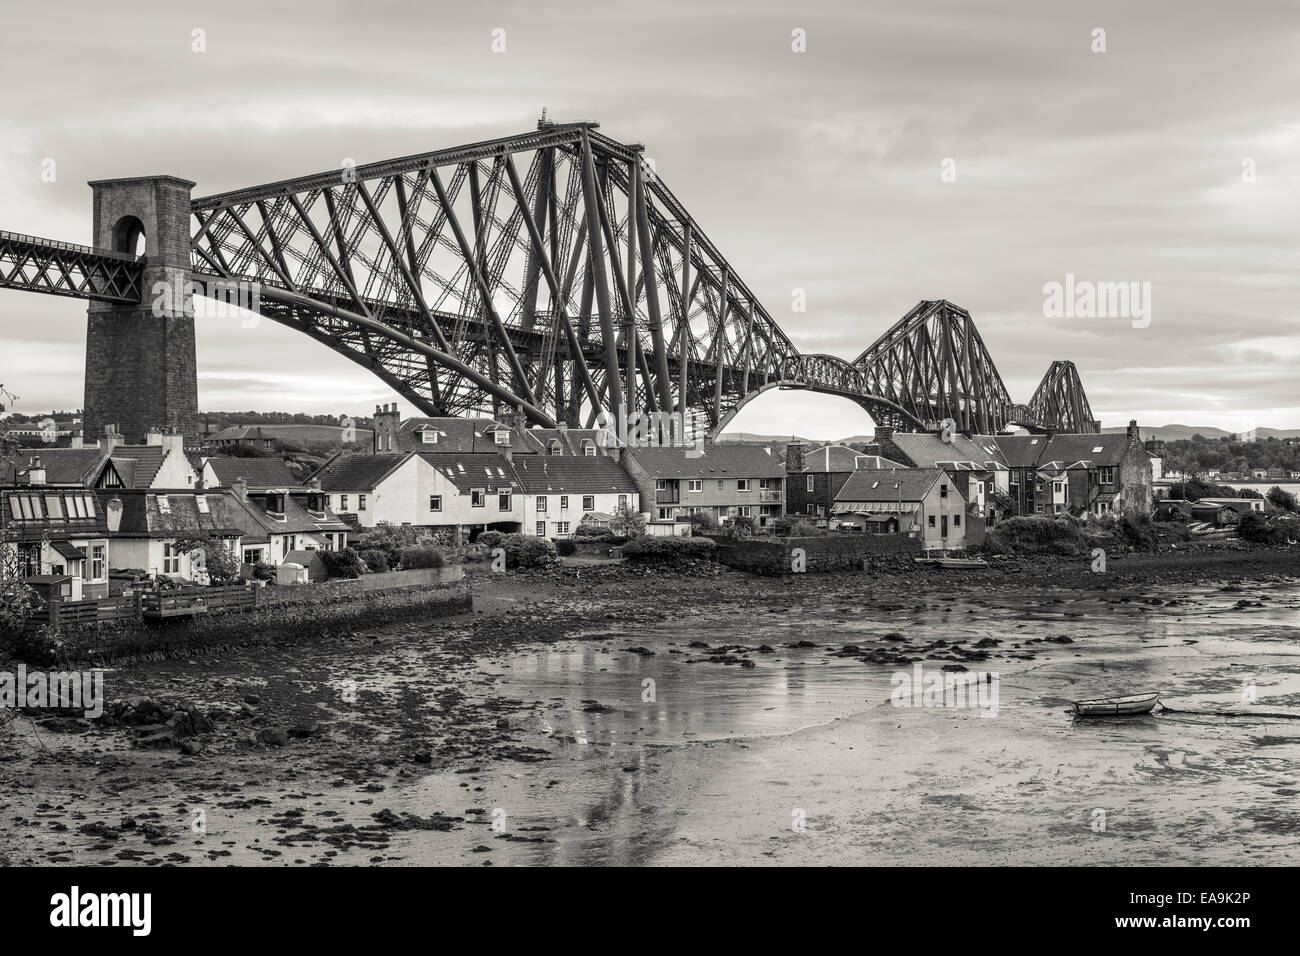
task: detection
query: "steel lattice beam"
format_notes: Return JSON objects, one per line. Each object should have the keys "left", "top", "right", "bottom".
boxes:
{"left": 0, "top": 230, "right": 142, "bottom": 303}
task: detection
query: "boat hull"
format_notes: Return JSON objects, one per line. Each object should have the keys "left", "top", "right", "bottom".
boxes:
{"left": 1072, "top": 693, "right": 1159, "bottom": 717}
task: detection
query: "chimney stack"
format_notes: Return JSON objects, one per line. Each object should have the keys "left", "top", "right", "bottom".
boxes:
{"left": 69, "top": 428, "right": 84, "bottom": 450}
{"left": 27, "top": 456, "right": 46, "bottom": 486}
{"left": 145, "top": 426, "right": 164, "bottom": 447}
{"left": 232, "top": 476, "right": 248, "bottom": 500}
{"left": 1126, "top": 419, "right": 1141, "bottom": 444}
{"left": 102, "top": 423, "right": 123, "bottom": 453}
{"left": 785, "top": 442, "right": 805, "bottom": 474}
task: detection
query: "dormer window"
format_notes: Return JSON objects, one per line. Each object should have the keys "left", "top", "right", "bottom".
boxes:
{"left": 582, "top": 440, "right": 596, "bottom": 457}
{"left": 421, "top": 431, "right": 437, "bottom": 444}
{"left": 494, "top": 430, "right": 510, "bottom": 446}
{"left": 265, "top": 493, "right": 286, "bottom": 519}
{"left": 195, "top": 496, "right": 210, "bottom": 514}
{"left": 547, "top": 440, "right": 562, "bottom": 455}
{"left": 157, "top": 496, "right": 171, "bottom": 514}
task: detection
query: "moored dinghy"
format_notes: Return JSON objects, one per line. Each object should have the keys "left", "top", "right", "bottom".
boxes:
{"left": 1071, "top": 693, "right": 1160, "bottom": 717}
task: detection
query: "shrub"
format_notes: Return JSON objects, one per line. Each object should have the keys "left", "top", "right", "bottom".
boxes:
{"left": 1238, "top": 512, "right": 1288, "bottom": 545}
{"left": 356, "top": 548, "right": 390, "bottom": 573}
{"left": 1119, "top": 514, "right": 1159, "bottom": 551}
{"left": 249, "top": 561, "right": 277, "bottom": 583}
{"left": 622, "top": 535, "right": 716, "bottom": 564}
{"left": 572, "top": 525, "right": 610, "bottom": 538}
{"left": 476, "top": 530, "right": 504, "bottom": 549}
{"left": 319, "top": 547, "right": 365, "bottom": 579}
{"left": 556, "top": 539, "right": 577, "bottom": 556}
{"left": 609, "top": 502, "right": 647, "bottom": 538}
{"left": 1267, "top": 486, "right": 1298, "bottom": 513}
{"left": 398, "top": 545, "right": 445, "bottom": 569}
{"left": 689, "top": 511, "right": 718, "bottom": 534}
{"left": 353, "top": 522, "right": 424, "bottom": 568}
{"left": 498, "top": 533, "right": 556, "bottom": 568}
{"left": 982, "top": 516, "right": 1087, "bottom": 556}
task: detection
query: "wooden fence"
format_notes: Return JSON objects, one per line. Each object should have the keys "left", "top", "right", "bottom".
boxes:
{"left": 28, "top": 584, "right": 260, "bottom": 628}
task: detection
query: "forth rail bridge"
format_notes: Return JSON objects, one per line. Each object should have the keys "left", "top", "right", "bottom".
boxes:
{"left": 0, "top": 119, "right": 1097, "bottom": 443}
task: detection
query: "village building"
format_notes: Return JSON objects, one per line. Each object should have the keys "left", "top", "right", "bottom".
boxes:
{"left": 370, "top": 405, "right": 535, "bottom": 455}
{"left": 200, "top": 456, "right": 300, "bottom": 492}
{"left": 832, "top": 467, "right": 975, "bottom": 549}
{"left": 784, "top": 442, "right": 905, "bottom": 519}
{"left": 623, "top": 444, "right": 786, "bottom": 528}
{"left": 875, "top": 431, "right": 1012, "bottom": 525}
{"left": 204, "top": 422, "right": 371, "bottom": 452}
{"left": 416, "top": 453, "right": 526, "bottom": 537}
{"left": 509, "top": 453, "right": 640, "bottom": 537}
{"left": 106, "top": 489, "right": 244, "bottom": 581}
{"left": 223, "top": 478, "right": 350, "bottom": 566}
{"left": 1, "top": 458, "right": 112, "bottom": 600}
{"left": 310, "top": 453, "right": 435, "bottom": 528}
{"left": 995, "top": 421, "right": 1153, "bottom": 517}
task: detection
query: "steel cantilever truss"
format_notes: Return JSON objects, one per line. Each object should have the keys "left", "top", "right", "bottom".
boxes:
{"left": 0, "top": 230, "right": 143, "bottom": 303}
{"left": 188, "top": 123, "right": 799, "bottom": 429}
{"left": 1025, "top": 360, "right": 1097, "bottom": 434}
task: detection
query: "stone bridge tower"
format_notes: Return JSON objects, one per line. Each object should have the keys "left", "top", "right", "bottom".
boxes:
{"left": 84, "top": 175, "right": 198, "bottom": 445}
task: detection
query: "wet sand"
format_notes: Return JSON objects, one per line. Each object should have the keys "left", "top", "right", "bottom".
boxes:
{"left": 3, "top": 549, "right": 1299, "bottom": 866}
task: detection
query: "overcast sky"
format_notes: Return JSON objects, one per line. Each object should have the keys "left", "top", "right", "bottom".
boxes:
{"left": 2, "top": 0, "right": 1297, "bottom": 439}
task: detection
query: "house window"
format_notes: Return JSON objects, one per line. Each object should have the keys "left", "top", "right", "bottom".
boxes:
{"left": 429, "top": 495, "right": 442, "bottom": 512}
{"left": 90, "top": 544, "right": 106, "bottom": 581}
{"left": 499, "top": 492, "right": 511, "bottom": 511}
{"left": 340, "top": 494, "right": 349, "bottom": 511}
{"left": 471, "top": 489, "right": 485, "bottom": 508}
{"left": 560, "top": 495, "right": 569, "bottom": 510}
{"left": 421, "top": 430, "right": 438, "bottom": 444}
{"left": 738, "top": 506, "right": 751, "bottom": 517}
{"left": 806, "top": 503, "right": 815, "bottom": 515}
{"left": 737, "top": 479, "right": 750, "bottom": 492}
{"left": 759, "top": 478, "right": 772, "bottom": 490}
{"left": 196, "top": 496, "right": 210, "bottom": 514}
{"left": 655, "top": 480, "right": 667, "bottom": 491}
{"left": 940, "top": 484, "right": 948, "bottom": 498}
{"left": 536, "top": 521, "right": 546, "bottom": 536}
{"left": 43, "top": 494, "right": 64, "bottom": 519}
{"left": 537, "top": 496, "right": 548, "bottom": 514}
{"left": 547, "top": 440, "right": 561, "bottom": 455}
{"left": 163, "top": 543, "right": 181, "bottom": 575}
{"left": 494, "top": 430, "right": 510, "bottom": 446}
{"left": 557, "top": 522, "right": 570, "bottom": 534}
{"left": 157, "top": 495, "right": 171, "bottom": 514}
{"left": 617, "top": 494, "right": 628, "bottom": 509}
{"left": 16, "top": 543, "right": 40, "bottom": 576}
{"left": 717, "top": 479, "right": 725, "bottom": 491}
{"left": 687, "top": 480, "right": 702, "bottom": 493}
{"left": 1099, "top": 466, "right": 1116, "bottom": 484}
{"left": 583, "top": 442, "right": 596, "bottom": 457}
{"left": 927, "top": 515, "right": 936, "bottom": 528}
{"left": 954, "top": 514, "right": 961, "bottom": 527}
{"left": 806, "top": 475, "right": 814, "bottom": 493}
{"left": 243, "top": 547, "right": 263, "bottom": 565}
{"left": 358, "top": 494, "right": 367, "bottom": 510}
{"left": 582, "top": 495, "right": 595, "bottom": 511}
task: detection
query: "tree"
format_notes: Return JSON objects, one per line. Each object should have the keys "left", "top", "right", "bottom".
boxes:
{"left": 171, "top": 534, "right": 241, "bottom": 585}
{"left": 0, "top": 526, "right": 40, "bottom": 648}
{"left": 731, "top": 515, "right": 757, "bottom": 536}
{"left": 609, "top": 502, "right": 647, "bottom": 538}
{"left": 1267, "top": 486, "right": 1298, "bottom": 513}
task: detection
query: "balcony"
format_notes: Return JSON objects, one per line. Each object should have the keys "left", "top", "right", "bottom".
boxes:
{"left": 656, "top": 491, "right": 679, "bottom": 504}
{"left": 758, "top": 490, "right": 783, "bottom": 503}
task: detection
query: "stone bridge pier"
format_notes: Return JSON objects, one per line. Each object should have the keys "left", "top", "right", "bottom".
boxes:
{"left": 84, "top": 175, "right": 197, "bottom": 444}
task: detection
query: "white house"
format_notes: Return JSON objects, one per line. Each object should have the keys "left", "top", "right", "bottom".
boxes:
{"left": 509, "top": 454, "right": 640, "bottom": 538}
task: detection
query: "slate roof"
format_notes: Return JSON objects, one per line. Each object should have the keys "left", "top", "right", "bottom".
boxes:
{"left": 836, "top": 468, "right": 947, "bottom": 503}
{"left": 225, "top": 490, "right": 349, "bottom": 543}
{"left": 108, "top": 446, "right": 168, "bottom": 489}
{"left": 1, "top": 448, "right": 109, "bottom": 486}
{"left": 110, "top": 490, "right": 244, "bottom": 538}
{"left": 509, "top": 455, "right": 639, "bottom": 495}
{"left": 994, "top": 436, "right": 1051, "bottom": 468}
{"left": 310, "top": 454, "right": 410, "bottom": 492}
{"left": 419, "top": 453, "right": 520, "bottom": 493}
{"left": 204, "top": 456, "right": 299, "bottom": 490}
{"left": 0, "top": 486, "right": 111, "bottom": 542}
{"left": 626, "top": 444, "right": 785, "bottom": 478}
{"left": 995, "top": 433, "right": 1133, "bottom": 470}
{"left": 795, "top": 444, "right": 903, "bottom": 473}
{"left": 888, "top": 432, "right": 1009, "bottom": 470}
{"left": 390, "top": 417, "right": 534, "bottom": 453}
{"left": 208, "top": 424, "right": 372, "bottom": 444}
{"left": 523, "top": 427, "right": 603, "bottom": 456}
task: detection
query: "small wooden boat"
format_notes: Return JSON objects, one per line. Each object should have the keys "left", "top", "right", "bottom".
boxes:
{"left": 913, "top": 549, "right": 988, "bottom": 568}
{"left": 1071, "top": 693, "right": 1159, "bottom": 717}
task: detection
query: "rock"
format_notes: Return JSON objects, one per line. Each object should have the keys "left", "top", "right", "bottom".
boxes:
{"left": 256, "top": 728, "right": 289, "bottom": 747}
{"left": 180, "top": 739, "right": 204, "bottom": 756}
{"left": 134, "top": 730, "right": 178, "bottom": 750}
{"left": 243, "top": 694, "right": 262, "bottom": 705}
{"left": 411, "top": 749, "right": 433, "bottom": 764}
{"left": 287, "top": 723, "right": 321, "bottom": 739}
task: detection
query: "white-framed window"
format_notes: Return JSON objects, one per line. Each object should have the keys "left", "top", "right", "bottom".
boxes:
{"left": 716, "top": 479, "right": 725, "bottom": 491}
{"left": 358, "top": 494, "right": 368, "bottom": 510}
{"left": 537, "top": 496, "right": 547, "bottom": 513}
{"left": 536, "top": 521, "right": 546, "bottom": 536}
{"left": 471, "top": 489, "right": 485, "bottom": 508}
{"left": 582, "top": 442, "right": 596, "bottom": 457}
{"left": 655, "top": 480, "right": 667, "bottom": 491}
{"left": 242, "top": 547, "right": 262, "bottom": 565}
{"left": 429, "top": 495, "right": 442, "bottom": 512}
{"left": 494, "top": 430, "right": 510, "bottom": 446}
{"left": 1099, "top": 466, "right": 1116, "bottom": 484}
{"left": 557, "top": 521, "right": 570, "bottom": 534}
{"left": 196, "top": 496, "right": 210, "bottom": 514}
{"left": 738, "top": 505, "right": 751, "bottom": 517}
{"left": 737, "top": 479, "right": 750, "bottom": 492}
{"left": 90, "top": 544, "right": 106, "bottom": 581}
{"left": 339, "top": 494, "right": 349, "bottom": 511}
{"left": 163, "top": 543, "right": 181, "bottom": 574}
{"left": 617, "top": 494, "right": 628, "bottom": 509}
{"left": 44, "top": 494, "right": 64, "bottom": 519}
{"left": 421, "top": 430, "right": 438, "bottom": 444}
{"left": 687, "top": 479, "right": 702, "bottom": 493}
{"left": 806, "top": 475, "right": 814, "bottom": 492}
{"left": 547, "top": 440, "right": 561, "bottom": 455}
{"left": 560, "top": 495, "right": 569, "bottom": 510}
{"left": 499, "top": 492, "right": 512, "bottom": 511}
{"left": 582, "top": 495, "right": 595, "bottom": 511}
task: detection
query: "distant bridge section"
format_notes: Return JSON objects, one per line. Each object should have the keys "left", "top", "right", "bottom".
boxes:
{"left": 0, "top": 230, "right": 143, "bottom": 303}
